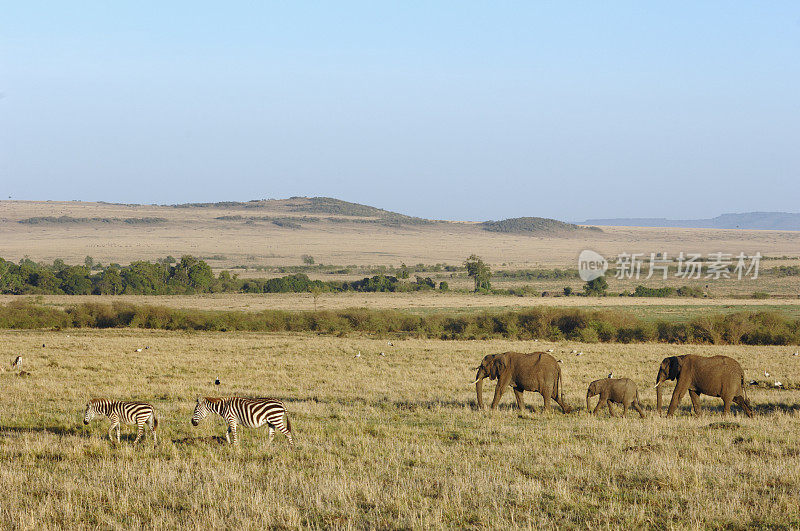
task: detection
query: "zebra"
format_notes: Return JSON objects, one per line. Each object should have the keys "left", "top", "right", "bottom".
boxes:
{"left": 191, "top": 397, "right": 293, "bottom": 446}
{"left": 83, "top": 399, "right": 158, "bottom": 444}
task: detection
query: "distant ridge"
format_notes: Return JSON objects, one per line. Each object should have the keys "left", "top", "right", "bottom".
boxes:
{"left": 171, "top": 196, "right": 434, "bottom": 225}
{"left": 582, "top": 212, "right": 800, "bottom": 231}
{"left": 482, "top": 217, "right": 602, "bottom": 235}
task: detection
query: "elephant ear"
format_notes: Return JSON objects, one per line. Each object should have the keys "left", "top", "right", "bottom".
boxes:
{"left": 491, "top": 357, "right": 507, "bottom": 380}
{"left": 669, "top": 356, "right": 684, "bottom": 379}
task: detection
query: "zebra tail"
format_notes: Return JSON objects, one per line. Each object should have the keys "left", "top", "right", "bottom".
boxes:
{"left": 285, "top": 412, "right": 292, "bottom": 434}
{"left": 153, "top": 414, "right": 159, "bottom": 431}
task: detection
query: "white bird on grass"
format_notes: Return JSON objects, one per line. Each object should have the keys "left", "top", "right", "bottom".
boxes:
{"left": 380, "top": 352, "right": 385, "bottom": 357}
{"left": 576, "top": 351, "right": 583, "bottom": 357}
{"left": 387, "top": 341, "right": 394, "bottom": 347}
{"left": 764, "top": 370, "right": 770, "bottom": 378}
{"left": 135, "top": 348, "right": 143, "bottom": 352}
{"left": 547, "top": 349, "right": 554, "bottom": 353}
{"left": 774, "top": 381, "right": 783, "bottom": 388}
{"left": 354, "top": 351, "right": 361, "bottom": 359}
{"left": 608, "top": 372, "right": 614, "bottom": 379}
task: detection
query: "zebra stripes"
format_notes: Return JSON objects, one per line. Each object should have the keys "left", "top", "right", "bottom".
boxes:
{"left": 192, "top": 397, "right": 293, "bottom": 446}
{"left": 83, "top": 399, "right": 158, "bottom": 444}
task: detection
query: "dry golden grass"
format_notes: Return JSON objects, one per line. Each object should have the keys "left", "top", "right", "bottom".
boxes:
{"left": 1, "top": 200, "right": 798, "bottom": 268}
{"left": 1, "top": 329, "right": 798, "bottom": 528}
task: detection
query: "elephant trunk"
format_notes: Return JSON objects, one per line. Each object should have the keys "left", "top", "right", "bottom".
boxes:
{"left": 586, "top": 390, "right": 592, "bottom": 413}
{"left": 476, "top": 377, "right": 485, "bottom": 409}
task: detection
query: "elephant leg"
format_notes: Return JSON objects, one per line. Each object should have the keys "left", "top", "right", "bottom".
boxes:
{"left": 592, "top": 398, "right": 603, "bottom": 415}
{"left": 490, "top": 374, "right": 512, "bottom": 410}
{"left": 513, "top": 388, "right": 526, "bottom": 411}
{"left": 633, "top": 400, "right": 645, "bottom": 419}
{"left": 667, "top": 376, "right": 690, "bottom": 417}
{"left": 721, "top": 394, "right": 733, "bottom": 416}
{"left": 607, "top": 401, "right": 615, "bottom": 418}
{"left": 622, "top": 402, "right": 629, "bottom": 418}
{"left": 734, "top": 396, "right": 753, "bottom": 418}
{"left": 542, "top": 390, "right": 552, "bottom": 413}
{"left": 688, "top": 390, "right": 702, "bottom": 416}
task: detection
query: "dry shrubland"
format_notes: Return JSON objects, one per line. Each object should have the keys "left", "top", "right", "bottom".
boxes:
{"left": 1, "top": 329, "right": 798, "bottom": 528}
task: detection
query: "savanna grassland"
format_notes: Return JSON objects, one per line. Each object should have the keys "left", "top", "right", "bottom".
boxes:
{"left": 2, "top": 329, "right": 799, "bottom": 528}
{"left": 2, "top": 199, "right": 798, "bottom": 270}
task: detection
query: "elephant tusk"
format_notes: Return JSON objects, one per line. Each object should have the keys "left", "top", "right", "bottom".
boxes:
{"left": 472, "top": 379, "right": 481, "bottom": 385}
{"left": 653, "top": 378, "right": 666, "bottom": 389}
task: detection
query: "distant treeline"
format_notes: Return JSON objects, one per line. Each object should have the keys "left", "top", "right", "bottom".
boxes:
{"left": 1, "top": 301, "right": 798, "bottom": 345}
{"left": 0, "top": 256, "right": 445, "bottom": 295}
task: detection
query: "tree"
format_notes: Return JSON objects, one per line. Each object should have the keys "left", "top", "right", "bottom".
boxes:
{"left": 563, "top": 286, "right": 573, "bottom": 296}
{"left": 84, "top": 256, "right": 94, "bottom": 269}
{"left": 464, "top": 254, "right": 491, "bottom": 292}
{"left": 398, "top": 263, "right": 409, "bottom": 279}
{"left": 438, "top": 281, "right": 449, "bottom": 291}
{"left": 583, "top": 276, "right": 608, "bottom": 296}
{"left": 301, "top": 254, "right": 315, "bottom": 265}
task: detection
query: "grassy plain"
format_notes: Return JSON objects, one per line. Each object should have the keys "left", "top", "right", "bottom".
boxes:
{"left": 2, "top": 200, "right": 798, "bottom": 269}
{"left": 4, "top": 292, "right": 800, "bottom": 322}
{"left": 2, "top": 329, "right": 799, "bottom": 528}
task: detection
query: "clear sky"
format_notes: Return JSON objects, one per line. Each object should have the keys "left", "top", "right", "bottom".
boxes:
{"left": 1, "top": 2, "right": 798, "bottom": 221}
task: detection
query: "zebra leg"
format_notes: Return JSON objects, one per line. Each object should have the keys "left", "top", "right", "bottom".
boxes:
{"left": 225, "top": 426, "right": 231, "bottom": 445}
{"left": 109, "top": 416, "right": 120, "bottom": 443}
{"left": 268, "top": 426, "right": 275, "bottom": 443}
{"left": 231, "top": 423, "right": 239, "bottom": 445}
{"left": 148, "top": 415, "right": 157, "bottom": 444}
{"left": 276, "top": 414, "right": 294, "bottom": 446}
{"left": 134, "top": 420, "right": 144, "bottom": 444}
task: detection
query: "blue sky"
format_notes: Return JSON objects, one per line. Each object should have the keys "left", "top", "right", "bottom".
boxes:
{"left": 1, "top": 2, "right": 798, "bottom": 221}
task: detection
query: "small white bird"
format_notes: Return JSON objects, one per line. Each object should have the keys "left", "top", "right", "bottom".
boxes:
{"left": 608, "top": 372, "right": 614, "bottom": 379}
{"left": 571, "top": 350, "right": 577, "bottom": 354}
{"left": 576, "top": 351, "right": 583, "bottom": 357}
{"left": 749, "top": 380, "right": 758, "bottom": 385}
{"left": 557, "top": 359, "right": 563, "bottom": 364}
{"left": 387, "top": 341, "right": 393, "bottom": 347}
{"left": 145, "top": 346, "right": 150, "bottom": 350}
{"left": 774, "top": 381, "right": 782, "bottom": 388}
{"left": 533, "top": 339, "right": 539, "bottom": 342}
{"left": 547, "top": 349, "right": 554, "bottom": 353}
{"left": 379, "top": 352, "right": 385, "bottom": 356}
{"left": 135, "top": 348, "right": 143, "bottom": 352}
{"left": 793, "top": 352, "right": 798, "bottom": 356}
{"left": 354, "top": 351, "right": 361, "bottom": 358}
{"left": 764, "top": 370, "right": 770, "bottom": 378}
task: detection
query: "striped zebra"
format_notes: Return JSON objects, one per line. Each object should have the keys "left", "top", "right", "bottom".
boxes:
{"left": 191, "top": 397, "right": 293, "bottom": 446}
{"left": 83, "top": 399, "right": 158, "bottom": 444}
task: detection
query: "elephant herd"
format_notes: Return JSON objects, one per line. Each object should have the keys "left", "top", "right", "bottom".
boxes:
{"left": 473, "top": 351, "right": 754, "bottom": 418}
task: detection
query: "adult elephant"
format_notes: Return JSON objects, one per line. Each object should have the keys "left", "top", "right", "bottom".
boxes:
{"left": 654, "top": 354, "right": 753, "bottom": 417}
{"left": 474, "top": 351, "right": 571, "bottom": 413}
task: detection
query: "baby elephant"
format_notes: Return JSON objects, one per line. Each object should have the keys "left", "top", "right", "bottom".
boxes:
{"left": 586, "top": 378, "right": 645, "bottom": 418}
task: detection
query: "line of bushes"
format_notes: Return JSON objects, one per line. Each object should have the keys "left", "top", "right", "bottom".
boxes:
{"left": 0, "top": 256, "right": 445, "bottom": 295}
{"left": 1, "top": 301, "right": 798, "bottom": 345}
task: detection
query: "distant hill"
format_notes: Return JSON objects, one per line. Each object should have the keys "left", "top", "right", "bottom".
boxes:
{"left": 482, "top": 217, "right": 602, "bottom": 235}
{"left": 172, "top": 196, "right": 434, "bottom": 226}
{"left": 582, "top": 212, "right": 800, "bottom": 231}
